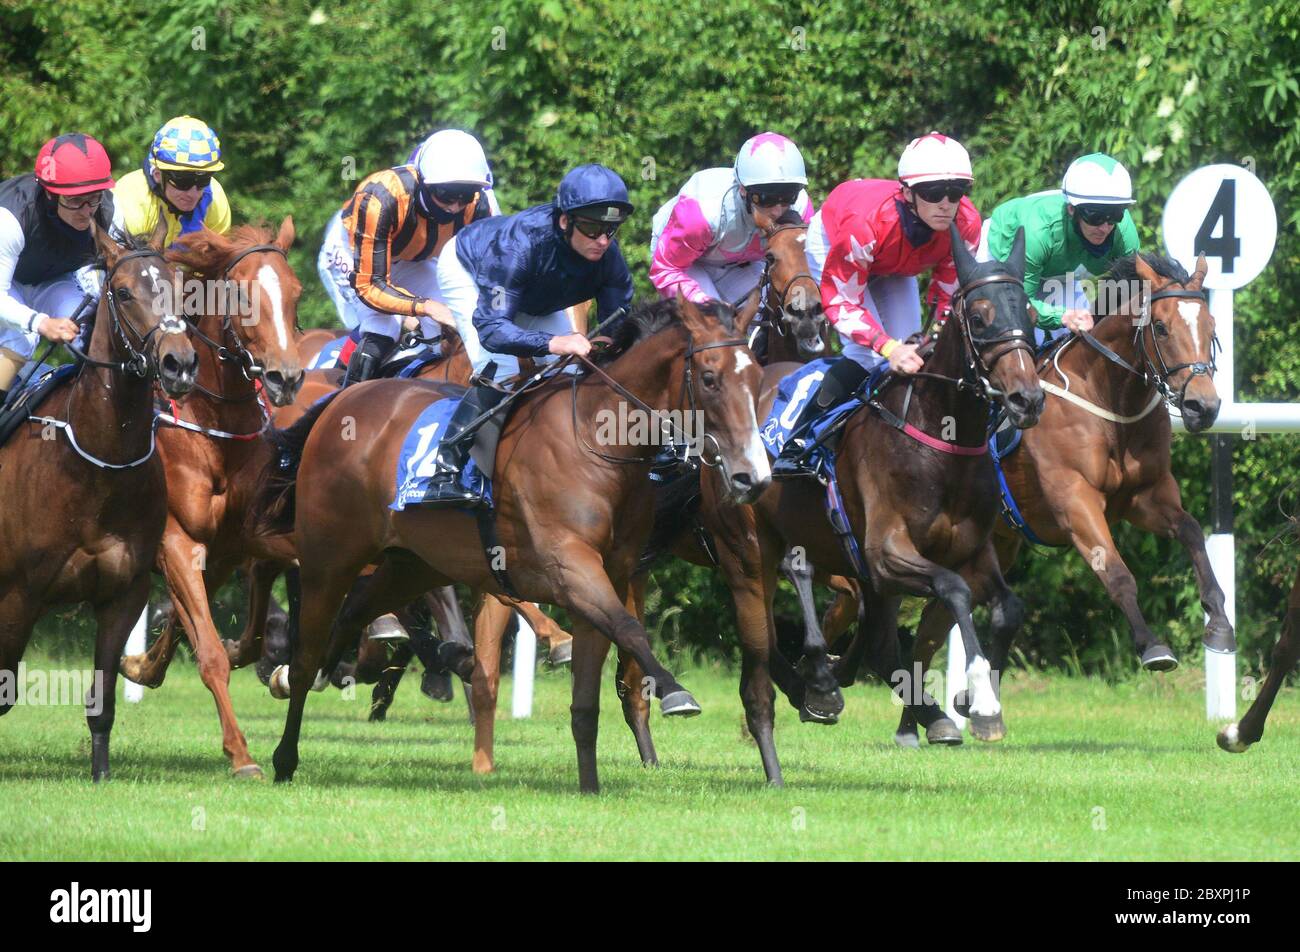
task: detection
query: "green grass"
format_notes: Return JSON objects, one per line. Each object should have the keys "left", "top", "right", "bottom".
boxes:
{"left": 1, "top": 651, "right": 1297, "bottom": 860}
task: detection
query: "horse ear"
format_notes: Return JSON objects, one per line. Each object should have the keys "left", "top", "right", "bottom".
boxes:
{"left": 1133, "top": 253, "right": 1158, "bottom": 287}
{"left": 1006, "top": 227, "right": 1027, "bottom": 281}
{"left": 90, "top": 220, "right": 120, "bottom": 269}
{"left": 147, "top": 214, "right": 169, "bottom": 252}
{"left": 675, "top": 290, "right": 709, "bottom": 336}
{"left": 949, "top": 222, "right": 976, "bottom": 284}
{"left": 276, "top": 215, "right": 296, "bottom": 251}
{"left": 1189, "top": 253, "right": 1208, "bottom": 291}
{"left": 733, "top": 293, "right": 760, "bottom": 339}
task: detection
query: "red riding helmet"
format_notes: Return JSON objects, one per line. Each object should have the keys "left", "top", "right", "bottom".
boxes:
{"left": 34, "top": 133, "right": 116, "bottom": 195}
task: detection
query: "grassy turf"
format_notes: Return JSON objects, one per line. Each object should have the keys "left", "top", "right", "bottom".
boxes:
{"left": 0, "top": 650, "right": 1296, "bottom": 860}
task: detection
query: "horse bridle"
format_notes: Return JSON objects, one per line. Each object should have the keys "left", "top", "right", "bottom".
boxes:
{"left": 575, "top": 328, "right": 748, "bottom": 469}
{"left": 183, "top": 243, "right": 288, "bottom": 398}
{"left": 754, "top": 224, "right": 822, "bottom": 340}
{"left": 1075, "top": 281, "right": 1218, "bottom": 411}
{"left": 70, "top": 248, "right": 188, "bottom": 379}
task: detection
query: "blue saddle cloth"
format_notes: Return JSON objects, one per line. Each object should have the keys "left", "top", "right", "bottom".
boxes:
{"left": 0, "top": 362, "right": 77, "bottom": 449}
{"left": 988, "top": 419, "right": 1064, "bottom": 547}
{"left": 306, "top": 331, "right": 356, "bottom": 371}
{"left": 759, "top": 358, "right": 887, "bottom": 461}
{"left": 395, "top": 347, "right": 444, "bottom": 379}
{"left": 391, "top": 395, "right": 490, "bottom": 511}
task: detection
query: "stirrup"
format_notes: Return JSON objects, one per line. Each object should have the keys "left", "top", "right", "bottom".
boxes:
{"left": 416, "top": 465, "right": 486, "bottom": 509}
{"left": 771, "top": 439, "right": 817, "bottom": 479}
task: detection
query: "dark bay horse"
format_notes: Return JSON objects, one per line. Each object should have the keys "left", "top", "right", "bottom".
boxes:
{"left": 896, "top": 253, "right": 1228, "bottom": 743}
{"left": 735, "top": 213, "right": 829, "bottom": 364}
{"left": 619, "top": 228, "right": 1045, "bottom": 781}
{"left": 1219, "top": 559, "right": 1300, "bottom": 753}
{"left": 118, "top": 222, "right": 305, "bottom": 778}
{"left": 0, "top": 224, "right": 197, "bottom": 780}
{"left": 257, "top": 298, "right": 769, "bottom": 792}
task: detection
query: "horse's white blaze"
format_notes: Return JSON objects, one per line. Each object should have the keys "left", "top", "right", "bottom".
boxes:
{"left": 734, "top": 350, "right": 753, "bottom": 374}
{"left": 965, "top": 655, "right": 1001, "bottom": 716}
{"left": 257, "top": 263, "right": 289, "bottom": 350}
{"left": 1178, "top": 301, "right": 1201, "bottom": 353}
{"left": 743, "top": 398, "right": 771, "bottom": 484}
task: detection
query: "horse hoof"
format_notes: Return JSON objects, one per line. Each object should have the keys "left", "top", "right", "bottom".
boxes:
{"left": 800, "top": 705, "right": 839, "bottom": 725}
{"left": 119, "top": 655, "right": 163, "bottom": 690}
{"left": 925, "top": 718, "right": 964, "bottom": 746}
{"left": 421, "top": 669, "right": 454, "bottom": 703}
{"left": 547, "top": 639, "right": 573, "bottom": 666}
{"left": 1141, "top": 644, "right": 1179, "bottom": 672}
{"left": 268, "top": 665, "right": 290, "bottom": 700}
{"left": 233, "top": 764, "right": 265, "bottom": 780}
{"left": 366, "top": 613, "right": 410, "bottom": 644}
{"left": 951, "top": 690, "right": 971, "bottom": 719}
{"left": 968, "top": 712, "right": 1007, "bottom": 742}
{"left": 310, "top": 670, "right": 329, "bottom": 692}
{"left": 1217, "top": 723, "right": 1250, "bottom": 753}
{"left": 661, "top": 690, "right": 702, "bottom": 717}
{"left": 893, "top": 730, "right": 921, "bottom": 749}
{"left": 437, "top": 642, "right": 476, "bottom": 682}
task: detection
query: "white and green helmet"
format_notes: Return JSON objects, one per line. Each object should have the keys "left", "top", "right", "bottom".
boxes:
{"left": 1061, "top": 153, "right": 1135, "bottom": 206}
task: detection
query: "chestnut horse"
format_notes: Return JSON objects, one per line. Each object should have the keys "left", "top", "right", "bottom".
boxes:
{"left": 895, "top": 253, "right": 1228, "bottom": 743}
{"left": 619, "top": 227, "right": 1045, "bottom": 781}
{"left": 257, "top": 298, "right": 769, "bottom": 792}
{"left": 0, "top": 225, "right": 197, "bottom": 780}
{"left": 118, "top": 222, "right": 305, "bottom": 778}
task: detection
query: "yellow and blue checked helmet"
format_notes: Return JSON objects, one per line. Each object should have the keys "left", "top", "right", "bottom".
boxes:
{"left": 149, "top": 116, "right": 225, "bottom": 172}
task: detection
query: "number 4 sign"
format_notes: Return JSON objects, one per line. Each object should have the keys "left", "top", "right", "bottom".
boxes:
{"left": 1163, "top": 164, "right": 1277, "bottom": 290}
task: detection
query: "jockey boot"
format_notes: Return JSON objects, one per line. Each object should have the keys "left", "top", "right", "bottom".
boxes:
{"left": 342, "top": 332, "right": 393, "bottom": 387}
{"left": 417, "top": 377, "right": 509, "bottom": 508}
{"left": 771, "top": 356, "right": 870, "bottom": 479}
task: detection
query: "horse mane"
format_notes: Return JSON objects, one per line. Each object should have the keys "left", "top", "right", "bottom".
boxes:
{"left": 773, "top": 208, "right": 805, "bottom": 228}
{"left": 595, "top": 298, "right": 736, "bottom": 365}
{"left": 1095, "top": 253, "right": 1192, "bottom": 319}
{"left": 165, "top": 224, "right": 282, "bottom": 276}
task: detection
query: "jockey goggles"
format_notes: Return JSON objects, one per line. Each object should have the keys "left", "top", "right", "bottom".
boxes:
{"left": 911, "top": 180, "right": 970, "bottom": 204}
{"left": 748, "top": 185, "right": 801, "bottom": 208}
{"left": 56, "top": 192, "right": 104, "bottom": 210}
{"left": 426, "top": 183, "right": 479, "bottom": 207}
{"left": 1075, "top": 203, "right": 1126, "bottom": 226}
{"left": 572, "top": 216, "right": 621, "bottom": 239}
{"left": 164, "top": 170, "right": 213, "bottom": 191}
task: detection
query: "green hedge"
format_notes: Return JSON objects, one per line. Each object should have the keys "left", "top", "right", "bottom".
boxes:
{"left": 4, "top": 0, "right": 1298, "bottom": 675}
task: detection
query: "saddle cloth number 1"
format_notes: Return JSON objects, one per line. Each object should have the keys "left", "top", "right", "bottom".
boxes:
{"left": 779, "top": 370, "right": 825, "bottom": 429}
{"left": 406, "top": 421, "right": 443, "bottom": 482}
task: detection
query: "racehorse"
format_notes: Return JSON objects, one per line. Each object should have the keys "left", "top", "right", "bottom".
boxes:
{"left": 256, "top": 297, "right": 769, "bottom": 792}
{"left": 734, "top": 211, "right": 829, "bottom": 365}
{"left": 119, "top": 222, "right": 304, "bottom": 778}
{"left": 0, "top": 224, "right": 197, "bottom": 780}
{"left": 894, "top": 253, "right": 1227, "bottom": 743}
{"left": 619, "top": 227, "right": 1045, "bottom": 781}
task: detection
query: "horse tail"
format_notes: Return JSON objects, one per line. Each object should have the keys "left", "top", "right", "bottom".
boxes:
{"left": 253, "top": 390, "right": 343, "bottom": 538}
{"left": 635, "top": 469, "right": 704, "bottom": 575}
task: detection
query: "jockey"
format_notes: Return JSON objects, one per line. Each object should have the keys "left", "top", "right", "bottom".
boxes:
{"left": 771, "top": 132, "right": 982, "bottom": 478}
{"left": 111, "top": 116, "right": 230, "bottom": 247}
{"left": 979, "top": 152, "right": 1140, "bottom": 345}
{"left": 649, "top": 132, "right": 814, "bottom": 305}
{"left": 0, "top": 133, "right": 116, "bottom": 401}
{"left": 417, "top": 163, "right": 635, "bottom": 507}
{"left": 328, "top": 129, "right": 498, "bottom": 385}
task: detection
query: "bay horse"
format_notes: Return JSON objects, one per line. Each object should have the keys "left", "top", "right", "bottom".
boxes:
{"left": 256, "top": 297, "right": 769, "bottom": 792}
{"left": 895, "top": 253, "right": 1227, "bottom": 744}
{"left": 0, "top": 223, "right": 197, "bottom": 780}
{"left": 734, "top": 212, "right": 830, "bottom": 364}
{"left": 118, "top": 222, "right": 305, "bottom": 778}
{"left": 618, "top": 227, "right": 1045, "bottom": 781}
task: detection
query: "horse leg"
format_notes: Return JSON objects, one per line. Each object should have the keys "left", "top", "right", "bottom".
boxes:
{"left": 225, "top": 560, "right": 281, "bottom": 668}
{"left": 159, "top": 537, "right": 260, "bottom": 776}
{"left": 897, "top": 599, "right": 964, "bottom": 747}
{"left": 778, "top": 548, "right": 844, "bottom": 723}
{"left": 471, "top": 591, "right": 506, "bottom": 773}
{"left": 1125, "top": 476, "right": 1234, "bottom": 653}
{"left": 986, "top": 530, "right": 1025, "bottom": 677}
{"left": 513, "top": 600, "right": 573, "bottom": 666}
{"left": 369, "top": 642, "right": 415, "bottom": 722}
{"left": 0, "top": 593, "right": 39, "bottom": 720}
{"left": 615, "top": 575, "right": 657, "bottom": 766}
{"left": 87, "top": 572, "right": 151, "bottom": 781}
{"left": 1220, "top": 565, "right": 1300, "bottom": 752}
{"left": 821, "top": 578, "right": 859, "bottom": 655}
{"left": 119, "top": 607, "right": 181, "bottom": 688}
{"left": 876, "top": 538, "right": 1004, "bottom": 741}
{"left": 1063, "top": 490, "right": 1176, "bottom": 670}
{"left": 570, "top": 619, "right": 612, "bottom": 794}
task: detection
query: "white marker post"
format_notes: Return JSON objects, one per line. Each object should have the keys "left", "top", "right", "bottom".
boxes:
{"left": 1164, "top": 164, "right": 1278, "bottom": 721}
{"left": 511, "top": 609, "right": 536, "bottom": 718}
{"left": 123, "top": 609, "right": 147, "bottom": 703}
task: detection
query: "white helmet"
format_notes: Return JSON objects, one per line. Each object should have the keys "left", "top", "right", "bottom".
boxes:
{"left": 1061, "top": 153, "right": 1135, "bottom": 205}
{"left": 734, "top": 132, "right": 808, "bottom": 187}
{"left": 415, "top": 129, "right": 492, "bottom": 188}
{"left": 897, "top": 132, "right": 974, "bottom": 186}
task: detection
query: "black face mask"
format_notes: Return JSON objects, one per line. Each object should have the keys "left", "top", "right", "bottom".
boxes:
{"left": 895, "top": 198, "right": 934, "bottom": 247}
{"left": 416, "top": 188, "right": 461, "bottom": 224}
